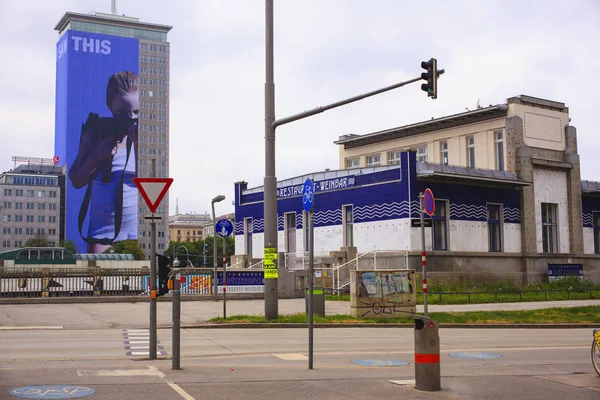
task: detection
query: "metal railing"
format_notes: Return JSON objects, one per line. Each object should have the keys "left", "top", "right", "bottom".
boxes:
{"left": 284, "top": 251, "right": 330, "bottom": 270}
{"left": 423, "top": 288, "right": 600, "bottom": 303}
{"left": 0, "top": 268, "right": 216, "bottom": 298}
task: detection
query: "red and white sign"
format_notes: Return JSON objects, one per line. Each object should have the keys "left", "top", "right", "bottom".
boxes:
{"left": 133, "top": 178, "right": 173, "bottom": 214}
{"left": 52, "top": 156, "right": 60, "bottom": 164}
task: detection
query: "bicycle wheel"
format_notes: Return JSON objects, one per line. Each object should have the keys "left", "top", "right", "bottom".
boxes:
{"left": 593, "top": 339, "right": 600, "bottom": 377}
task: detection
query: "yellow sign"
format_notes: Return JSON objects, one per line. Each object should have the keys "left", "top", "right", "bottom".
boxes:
{"left": 264, "top": 247, "right": 278, "bottom": 279}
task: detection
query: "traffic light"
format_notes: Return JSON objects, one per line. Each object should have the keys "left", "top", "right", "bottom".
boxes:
{"left": 420, "top": 58, "right": 438, "bottom": 99}
{"left": 157, "top": 254, "right": 171, "bottom": 296}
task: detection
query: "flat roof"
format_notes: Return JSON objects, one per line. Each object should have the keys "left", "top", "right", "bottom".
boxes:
{"left": 55, "top": 11, "right": 172, "bottom": 34}
{"left": 417, "top": 162, "right": 531, "bottom": 188}
{"left": 334, "top": 105, "right": 508, "bottom": 149}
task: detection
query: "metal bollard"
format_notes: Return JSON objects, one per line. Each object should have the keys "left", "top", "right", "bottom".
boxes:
{"left": 414, "top": 315, "right": 441, "bottom": 391}
{"left": 172, "top": 269, "right": 181, "bottom": 370}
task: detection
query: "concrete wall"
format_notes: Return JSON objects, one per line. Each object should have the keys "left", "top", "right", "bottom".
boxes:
{"left": 583, "top": 227, "right": 595, "bottom": 254}
{"left": 533, "top": 169, "right": 570, "bottom": 253}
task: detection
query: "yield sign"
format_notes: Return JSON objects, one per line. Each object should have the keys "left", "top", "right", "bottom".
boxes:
{"left": 133, "top": 178, "right": 173, "bottom": 214}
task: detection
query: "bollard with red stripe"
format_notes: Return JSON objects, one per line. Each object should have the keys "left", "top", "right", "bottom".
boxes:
{"left": 414, "top": 315, "right": 441, "bottom": 391}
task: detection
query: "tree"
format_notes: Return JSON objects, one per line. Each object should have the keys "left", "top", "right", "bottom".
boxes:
{"left": 103, "top": 240, "right": 145, "bottom": 260}
{"left": 24, "top": 235, "right": 52, "bottom": 248}
{"left": 59, "top": 240, "right": 78, "bottom": 254}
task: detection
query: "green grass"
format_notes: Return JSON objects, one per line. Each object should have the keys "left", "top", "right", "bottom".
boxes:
{"left": 208, "top": 306, "right": 600, "bottom": 325}
{"left": 325, "top": 276, "right": 600, "bottom": 305}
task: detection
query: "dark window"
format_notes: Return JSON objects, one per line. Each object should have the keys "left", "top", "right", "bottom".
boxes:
{"left": 487, "top": 205, "right": 502, "bottom": 252}
{"left": 542, "top": 203, "right": 558, "bottom": 253}
{"left": 594, "top": 212, "right": 600, "bottom": 254}
{"left": 432, "top": 202, "right": 447, "bottom": 250}
{"left": 344, "top": 205, "right": 354, "bottom": 247}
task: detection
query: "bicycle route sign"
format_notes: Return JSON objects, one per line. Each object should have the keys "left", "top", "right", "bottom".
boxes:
{"left": 302, "top": 178, "right": 314, "bottom": 212}
{"left": 215, "top": 219, "right": 233, "bottom": 237}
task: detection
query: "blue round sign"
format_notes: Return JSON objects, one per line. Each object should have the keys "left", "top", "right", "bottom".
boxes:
{"left": 423, "top": 188, "right": 435, "bottom": 216}
{"left": 449, "top": 352, "right": 502, "bottom": 360}
{"left": 215, "top": 219, "right": 233, "bottom": 237}
{"left": 352, "top": 359, "right": 410, "bottom": 367}
{"left": 302, "top": 179, "right": 314, "bottom": 212}
{"left": 9, "top": 385, "right": 95, "bottom": 399}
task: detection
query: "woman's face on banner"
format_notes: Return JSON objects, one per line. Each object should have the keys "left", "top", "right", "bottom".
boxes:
{"left": 110, "top": 91, "right": 139, "bottom": 120}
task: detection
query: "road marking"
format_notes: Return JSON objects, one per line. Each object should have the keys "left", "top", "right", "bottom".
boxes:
{"left": 78, "top": 369, "right": 159, "bottom": 377}
{"left": 388, "top": 379, "right": 415, "bottom": 386}
{"left": 149, "top": 367, "right": 196, "bottom": 400}
{"left": 122, "top": 329, "right": 167, "bottom": 356}
{"left": 0, "top": 326, "right": 64, "bottom": 330}
{"left": 273, "top": 353, "right": 308, "bottom": 360}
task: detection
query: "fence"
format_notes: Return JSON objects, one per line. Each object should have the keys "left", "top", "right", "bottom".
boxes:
{"left": 0, "top": 268, "right": 215, "bottom": 298}
{"left": 423, "top": 288, "right": 600, "bottom": 303}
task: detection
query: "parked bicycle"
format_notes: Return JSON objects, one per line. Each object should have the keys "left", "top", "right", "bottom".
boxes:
{"left": 593, "top": 328, "right": 600, "bottom": 376}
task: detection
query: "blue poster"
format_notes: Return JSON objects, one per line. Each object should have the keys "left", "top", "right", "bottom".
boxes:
{"left": 55, "top": 31, "right": 139, "bottom": 254}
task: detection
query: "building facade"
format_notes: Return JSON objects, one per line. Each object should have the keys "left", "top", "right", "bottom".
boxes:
{"left": 0, "top": 159, "right": 65, "bottom": 250}
{"left": 168, "top": 213, "right": 212, "bottom": 243}
{"left": 233, "top": 95, "right": 600, "bottom": 284}
{"left": 54, "top": 12, "right": 172, "bottom": 258}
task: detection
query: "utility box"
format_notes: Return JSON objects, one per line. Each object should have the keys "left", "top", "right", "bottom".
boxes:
{"left": 414, "top": 315, "right": 441, "bottom": 391}
{"left": 305, "top": 286, "right": 325, "bottom": 317}
{"left": 350, "top": 270, "right": 416, "bottom": 318}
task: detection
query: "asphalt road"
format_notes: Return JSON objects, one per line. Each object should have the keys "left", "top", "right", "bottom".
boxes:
{"left": 1, "top": 299, "right": 600, "bottom": 399}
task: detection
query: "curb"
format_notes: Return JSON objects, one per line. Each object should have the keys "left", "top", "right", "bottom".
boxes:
{"left": 182, "top": 323, "right": 599, "bottom": 329}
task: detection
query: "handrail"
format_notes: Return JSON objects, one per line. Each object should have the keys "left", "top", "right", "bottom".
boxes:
{"left": 248, "top": 260, "right": 264, "bottom": 270}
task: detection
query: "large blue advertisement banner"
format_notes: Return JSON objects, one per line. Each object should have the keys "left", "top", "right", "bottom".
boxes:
{"left": 55, "top": 31, "right": 139, "bottom": 254}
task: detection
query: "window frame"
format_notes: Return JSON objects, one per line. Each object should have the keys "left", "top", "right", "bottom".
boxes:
{"left": 439, "top": 141, "right": 448, "bottom": 165}
{"left": 432, "top": 200, "right": 448, "bottom": 251}
{"left": 593, "top": 212, "right": 600, "bottom": 254}
{"left": 345, "top": 157, "right": 360, "bottom": 169}
{"left": 387, "top": 151, "right": 401, "bottom": 165}
{"left": 466, "top": 135, "right": 475, "bottom": 168}
{"left": 487, "top": 203, "right": 503, "bottom": 252}
{"left": 495, "top": 131, "right": 505, "bottom": 171}
{"left": 541, "top": 203, "right": 558, "bottom": 253}
{"left": 417, "top": 144, "right": 428, "bottom": 163}
{"left": 365, "top": 153, "right": 381, "bottom": 167}
{"left": 343, "top": 204, "right": 354, "bottom": 248}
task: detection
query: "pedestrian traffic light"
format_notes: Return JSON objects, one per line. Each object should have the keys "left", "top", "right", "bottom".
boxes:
{"left": 421, "top": 58, "right": 438, "bottom": 99}
{"left": 157, "top": 254, "right": 171, "bottom": 296}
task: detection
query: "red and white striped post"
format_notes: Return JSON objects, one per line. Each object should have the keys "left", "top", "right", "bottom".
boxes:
{"left": 420, "top": 192, "right": 429, "bottom": 317}
{"left": 222, "top": 236, "right": 227, "bottom": 319}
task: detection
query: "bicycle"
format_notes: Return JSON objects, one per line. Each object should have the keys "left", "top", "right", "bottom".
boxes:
{"left": 593, "top": 328, "right": 600, "bottom": 377}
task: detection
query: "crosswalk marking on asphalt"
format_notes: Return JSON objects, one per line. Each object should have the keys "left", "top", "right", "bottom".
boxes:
{"left": 273, "top": 353, "right": 308, "bottom": 360}
{"left": 123, "top": 329, "right": 167, "bottom": 357}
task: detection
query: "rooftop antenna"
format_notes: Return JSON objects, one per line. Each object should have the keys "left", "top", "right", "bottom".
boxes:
{"left": 111, "top": 0, "right": 117, "bottom": 14}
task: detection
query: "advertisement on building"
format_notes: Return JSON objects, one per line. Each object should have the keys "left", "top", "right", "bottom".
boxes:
{"left": 55, "top": 30, "right": 139, "bottom": 254}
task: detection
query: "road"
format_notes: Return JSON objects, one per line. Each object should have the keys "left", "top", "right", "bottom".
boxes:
{"left": 1, "top": 300, "right": 599, "bottom": 399}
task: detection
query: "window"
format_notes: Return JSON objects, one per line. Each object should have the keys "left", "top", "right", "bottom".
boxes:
{"left": 365, "top": 154, "right": 381, "bottom": 167}
{"left": 387, "top": 151, "right": 401, "bottom": 165}
{"left": 38, "top": 203, "right": 46, "bottom": 210}
{"left": 15, "top": 215, "right": 22, "bottom": 222}
{"left": 346, "top": 158, "right": 360, "bottom": 168}
{"left": 49, "top": 229, "right": 56, "bottom": 236}
{"left": 26, "top": 203, "right": 34, "bottom": 210}
{"left": 26, "top": 216, "right": 34, "bottom": 223}
{"left": 3, "top": 201, "right": 11, "bottom": 209}
{"left": 14, "top": 241, "right": 22, "bottom": 247}
{"left": 594, "top": 212, "right": 600, "bottom": 254}
{"left": 49, "top": 216, "right": 57, "bottom": 223}
{"left": 15, "top": 190, "right": 23, "bottom": 197}
{"left": 2, "top": 241, "right": 10, "bottom": 248}
{"left": 3, "top": 228, "right": 11, "bottom": 234}
{"left": 15, "top": 202, "right": 23, "bottom": 209}
{"left": 49, "top": 203, "right": 57, "bottom": 211}
{"left": 541, "top": 203, "right": 558, "bottom": 253}
{"left": 343, "top": 205, "right": 354, "bottom": 247}
{"left": 141, "top": 55, "right": 147, "bottom": 62}
{"left": 15, "top": 228, "right": 22, "bottom": 235}
{"left": 432, "top": 201, "right": 447, "bottom": 250}
{"left": 150, "top": 44, "right": 156, "bottom": 51}
{"left": 37, "top": 228, "right": 45, "bottom": 235}
{"left": 141, "top": 66, "right": 147, "bottom": 73}
{"left": 26, "top": 190, "right": 34, "bottom": 197}
{"left": 38, "top": 216, "right": 45, "bottom": 223}
{"left": 26, "top": 228, "right": 34, "bottom": 235}
{"left": 2, "top": 215, "right": 10, "bottom": 222}
{"left": 466, "top": 135, "right": 475, "bottom": 167}
{"left": 440, "top": 141, "right": 448, "bottom": 165}
{"left": 37, "top": 190, "right": 46, "bottom": 198}
{"left": 417, "top": 145, "right": 428, "bottom": 163}
{"left": 245, "top": 218, "right": 253, "bottom": 257}
{"left": 495, "top": 131, "right": 504, "bottom": 171}
{"left": 487, "top": 204, "right": 502, "bottom": 252}
{"left": 3, "top": 189, "right": 11, "bottom": 196}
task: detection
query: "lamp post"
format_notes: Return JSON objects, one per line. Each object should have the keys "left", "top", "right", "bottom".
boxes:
{"left": 173, "top": 245, "right": 192, "bottom": 269}
{"left": 211, "top": 195, "right": 225, "bottom": 301}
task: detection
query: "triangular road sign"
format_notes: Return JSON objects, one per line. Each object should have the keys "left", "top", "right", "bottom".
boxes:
{"left": 134, "top": 178, "right": 173, "bottom": 214}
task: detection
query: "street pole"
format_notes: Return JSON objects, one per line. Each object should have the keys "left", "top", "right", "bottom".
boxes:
{"left": 308, "top": 209, "right": 314, "bottom": 369}
{"left": 203, "top": 241, "right": 207, "bottom": 267}
{"left": 149, "top": 218, "right": 157, "bottom": 359}
{"left": 172, "top": 267, "right": 180, "bottom": 370}
{"left": 223, "top": 235, "right": 227, "bottom": 319}
{"left": 263, "top": 0, "right": 442, "bottom": 321}
{"left": 264, "top": 0, "right": 278, "bottom": 320}
{"left": 420, "top": 192, "right": 428, "bottom": 317}
{"left": 212, "top": 203, "right": 218, "bottom": 302}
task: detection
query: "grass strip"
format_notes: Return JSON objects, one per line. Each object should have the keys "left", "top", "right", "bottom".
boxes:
{"left": 208, "top": 306, "right": 600, "bottom": 325}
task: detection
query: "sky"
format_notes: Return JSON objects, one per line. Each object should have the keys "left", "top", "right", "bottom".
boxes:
{"left": 1, "top": 0, "right": 599, "bottom": 217}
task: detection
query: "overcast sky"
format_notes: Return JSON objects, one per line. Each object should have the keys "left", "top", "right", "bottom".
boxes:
{"left": 1, "top": 0, "right": 599, "bottom": 217}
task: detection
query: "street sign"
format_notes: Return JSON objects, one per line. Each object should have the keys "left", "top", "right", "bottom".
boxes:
{"left": 411, "top": 218, "right": 432, "bottom": 228}
{"left": 133, "top": 178, "right": 173, "bottom": 214}
{"left": 423, "top": 188, "right": 435, "bottom": 216}
{"left": 302, "top": 178, "right": 314, "bottom": 212}
{"left": 216, "top": 219, "right": 233, "bottom": 237}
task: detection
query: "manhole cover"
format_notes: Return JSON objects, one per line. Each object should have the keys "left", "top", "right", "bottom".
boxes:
{"left": 9, "top": 385, "right": 95, "bottom": 399}
{"left": 352, "top": 359, "right": 410, "bottom": 366}
{"left": 449, "top": 352, "right": 502, "bottom": 360}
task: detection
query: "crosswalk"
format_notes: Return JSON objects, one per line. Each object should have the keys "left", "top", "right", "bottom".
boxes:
{"left": 122, "top": 329, "right": 168, "bottom": 357}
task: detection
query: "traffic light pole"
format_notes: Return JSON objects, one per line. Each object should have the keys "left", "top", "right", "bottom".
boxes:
{"left": 264, "top": 0, "right": 441, "bottom": 320}
{"left": 150, "top": 217, "right": 157, "bottom": 360}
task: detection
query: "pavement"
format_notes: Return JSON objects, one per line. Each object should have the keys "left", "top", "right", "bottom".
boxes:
{"left": 1, "top": 298, "right": 599, "bottom": 330}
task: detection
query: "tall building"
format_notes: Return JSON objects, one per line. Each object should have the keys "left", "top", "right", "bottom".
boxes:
{"left": 0, "top": 157, "right": 65, "bottom": 251}
{"left": 54, "top": 11, "right": 172, "bottom": 258}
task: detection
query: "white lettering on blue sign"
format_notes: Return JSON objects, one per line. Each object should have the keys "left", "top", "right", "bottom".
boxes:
{"left": 277, "top": 176, "right": 355, "bottom": 199}
{"left": 70, "top": 36, "right": 112, "bottom": 55}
